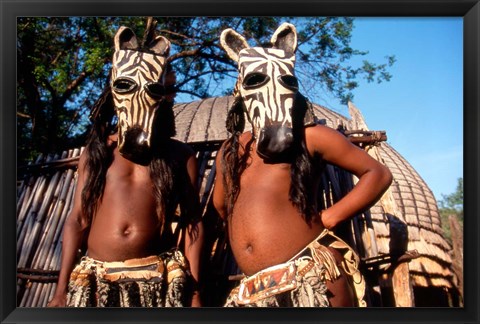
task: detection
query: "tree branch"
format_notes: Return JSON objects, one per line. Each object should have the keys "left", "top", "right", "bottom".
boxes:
{"left": 17, "top": 111, "right": 32, "bottom": 119}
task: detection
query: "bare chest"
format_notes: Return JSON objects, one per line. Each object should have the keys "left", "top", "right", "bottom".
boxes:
{"left": 228, "top": 151, "right": 323, "bottom": 274}
{"left": 87, "top": 158, "right": 162, "bottom": 261}
{"left": 104, "top": 157, "right": 157, "bottom": 212}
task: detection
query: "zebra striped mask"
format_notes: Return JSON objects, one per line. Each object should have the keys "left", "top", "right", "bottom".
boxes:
{"left": 221, "top": 23, "right": 315, "bottom": 161}
{"left": 111, "top": 26, "right": 171, "bottom": 165}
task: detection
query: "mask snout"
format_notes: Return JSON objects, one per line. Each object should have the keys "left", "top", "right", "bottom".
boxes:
{"left": 118, "top": 126, "right": 152, "bottom": 165}
{"left": 256, "top": 124, "right": 294, "bottom": 161}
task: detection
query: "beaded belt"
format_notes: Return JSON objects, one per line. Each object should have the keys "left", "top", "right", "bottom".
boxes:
{"left": 234, "top": 229, "right": 366, "bottom": 307}
{"left": 236, "top": 258, "right": 315, "bottom": 305}
{"left": 97, "top": 255, "right": 165, "bottom": 283}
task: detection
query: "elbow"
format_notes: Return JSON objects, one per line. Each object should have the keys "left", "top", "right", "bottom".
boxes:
{"left": 185, "top": 220, "right": 205, "bottom": 252}
{"left": 212, "top": 194, "right": 227, "bottom": 220}
{"left": 381, "top": 165, "right": 393, "bottom": 191}
{"left": 65, "top": 212, "right": 89, "bottom": 233}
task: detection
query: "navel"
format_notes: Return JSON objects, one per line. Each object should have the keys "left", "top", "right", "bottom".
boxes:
{"left": 122, "top": 226, "right": 131, "bottom": 236}
{"left": 245, "top": 244, "right": 253, "bottom": 254}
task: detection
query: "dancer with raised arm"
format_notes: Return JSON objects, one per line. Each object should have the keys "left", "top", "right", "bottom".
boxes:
{"left": 214, "top": 22, "right": 392, "bottom": 307}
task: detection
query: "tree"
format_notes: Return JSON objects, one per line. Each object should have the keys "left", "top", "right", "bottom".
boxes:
{"left": 17, "top": 17, "right": 116, "bottom": 163}
{"left": 438, "top": 177, "right": 463, "bottom": 242}
{"left": 17, "top": 17, "right": 395, "bottom": 165}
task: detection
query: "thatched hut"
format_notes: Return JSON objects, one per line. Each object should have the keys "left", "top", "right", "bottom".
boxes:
{"left": 172, "top": 96, "right": 461, "bottom": 307}
{"left": 16, "top": 96, "right": 460, "bottom": 307}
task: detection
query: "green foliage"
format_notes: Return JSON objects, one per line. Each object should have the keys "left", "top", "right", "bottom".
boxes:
{"left": 17, "top": 17, "right": 114, "bottom": 163}
{"left": 17, "top": 17, "right": 395, "bottom": 166}
{"left": 438, "top": 178, "right": 463, "bottom": 242}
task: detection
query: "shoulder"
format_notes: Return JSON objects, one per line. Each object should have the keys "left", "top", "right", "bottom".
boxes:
{"left": 215, "top": 131, "right": 253, "bottom": 163}
{"left": 168, "top": 139, "right": 195, "bottom": 157}
{"left": 304, "top": 124, "right": 349, "bottom": 154}
{"left": 166, "top": 139, "right": 197, "bottom": 169}
{"left": 239, "top": 131, "right": 254, "bottom": 145}
{"left": 305, "top": 123, "right": 342, "bottom": 138}
{"left": 77, "top": 148, "right": 90, "bottom": 173}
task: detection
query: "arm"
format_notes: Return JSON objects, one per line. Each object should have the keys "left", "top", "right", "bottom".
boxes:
{"left": 47, "top": 151, "right": 90, "bottom": 307}
{"left": 212, "top": 146, "right": 227, "bottom": 220}
{"left": 307, "top": 125, "right": 393, "bottom": 229}
{"left": 182, "top": 152, "right": 204, "bottom": 307}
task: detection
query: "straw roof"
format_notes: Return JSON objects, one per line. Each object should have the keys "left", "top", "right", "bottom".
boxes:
{"left": 374, "top": 144, "right": 454, "bottom": 288}
{"left": 172, "top": 96, "right": 456, "bottom": 289}
{"left": 173, "top": 96, "right": 235, "bottom": 143}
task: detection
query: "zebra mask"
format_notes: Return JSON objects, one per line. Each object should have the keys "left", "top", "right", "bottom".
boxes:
{"left": 220, "top": 23, "right": 316, "bottom": 162}
{"left": 111, "top": 26, "right": 171, "bottom": 165}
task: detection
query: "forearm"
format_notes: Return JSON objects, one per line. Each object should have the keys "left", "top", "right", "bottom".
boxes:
{"left": 322, "top": 166, "right": 392, "bottom": 229}
{"left": 184, "top": 221, "right": 204, "bottom": 284}
{"left": 53, "top": 220, "right": 86, "bottom": 296}
{"left": 306, "top": 124, "right": 393, "bottom": 229}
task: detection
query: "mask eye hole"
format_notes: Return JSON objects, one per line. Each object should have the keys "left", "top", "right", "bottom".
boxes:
{"left": 278, "top": 75, "right": 299, "bottom": 91}
{"left": 243, "top": 73, "right": 270, "bottom": 90}
{"left": 112, "top": 78, "right": 137, "bottom": 94}
{"left": 144, "top": 82, "right": 165, "bottom": 99}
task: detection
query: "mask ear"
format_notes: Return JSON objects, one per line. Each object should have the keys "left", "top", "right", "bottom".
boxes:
{"left": 220, "top": 28, "right": 250, "bottom": 62}
{"left": 148, "top": 35, "right": 171, "bottom": 56}
{"left": 293, "top": 92, "right": 318, "bottom": 128}
{"left": 89, "top": 85, "right": 113, "bottom": 123}
{"left": 114, "top": 26, "right": 139, "bottom": 51}
{"left": 303, "top": 96, "right": 318, "bottom": 127}
{"left": 226, "top": 97, "right": 246, "bottom": 134}
{"left": 271, "top": 23, "right": 297, "bottom": 54}
{"left": 152, "top": 100, "right": 176, "bottom": 139}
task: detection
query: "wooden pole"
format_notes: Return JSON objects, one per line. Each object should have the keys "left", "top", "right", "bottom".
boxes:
{"left": 18, "top": 168, "right": 62, "bottom": 268}
{"left": 390, "top": 262, "right": 415, "bottom": 306}
{"left": 31, "top": 171, "right": 64, "bottom": 268}
{"left": 448, "top": 215, "right": 463, "bottom": 303}
{"left": 44, "top": 175, "right": 75, "bottom": 270}
{"left": 17, "top": 174, "right": 40, "bottom": 234}
{"left": 17, "top": 154, "right": 55, "bottom": 263}
{"left": 348, "top": 101, "right": 415, "bottom": 307}
{"left": 17, "top": 176, "right": 46, "bottom": 243}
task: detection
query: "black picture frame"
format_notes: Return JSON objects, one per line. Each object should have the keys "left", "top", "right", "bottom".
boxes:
{"left": 2, "top": 0, "right": 478, "bottom": 323}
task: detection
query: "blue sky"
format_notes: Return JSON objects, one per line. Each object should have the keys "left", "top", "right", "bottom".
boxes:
{"left": 319, "top": 17, "right": 463, "bottom": 202}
